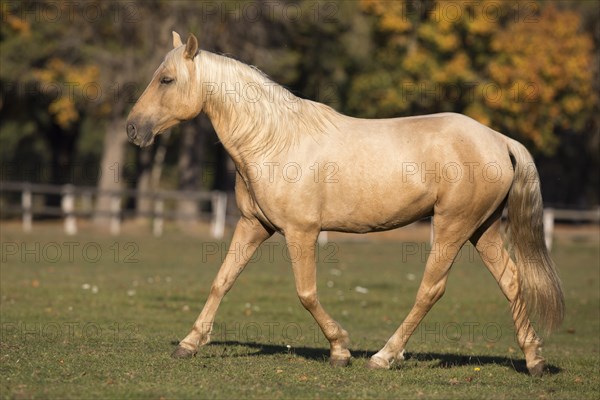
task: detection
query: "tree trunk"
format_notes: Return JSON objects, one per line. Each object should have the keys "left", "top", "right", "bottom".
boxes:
{"left": 135, "top": 147, "right": 153, "bottom": 219}
{"left": 93, "top": 117, "right": 127, "bottom": 227}
{"left": 177, "top": 121, "right": 201, "bottom": 228}
{"left": 151, "top": 133, "right": 169, "bottom": 190}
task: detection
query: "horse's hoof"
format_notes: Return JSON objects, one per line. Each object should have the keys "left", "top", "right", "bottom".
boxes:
{"left": 528, "top": 361, "right": 545, "bottom": 377}
{"left": 366, "top": 356, "right": 389, "bottom": 370}
{"left": 330, "top": 357, "right": 351, "bottom": 367}
{"left": 171, "top": 346, "right": 196, "bottom": 359}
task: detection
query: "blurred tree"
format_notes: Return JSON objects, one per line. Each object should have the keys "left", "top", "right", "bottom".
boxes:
{"left": 484, "top": 4, "right": 595, "bottom": 152}
{"left": 1, "top": 1, "right": 153, "bottom": 219}
{"left": 534, "top": 1, "right": 600, "bottom": 206}
{"left": 1, "top": 1, "right": 99, "bottom": 207}
{"left": 351, "top": 0, "right": 596, "bottom": 155}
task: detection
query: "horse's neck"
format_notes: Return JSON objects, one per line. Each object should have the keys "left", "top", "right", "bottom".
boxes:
{"left": 199, "top": 52, "right": 338, "bottom": 166}
{"left": 200, "top": 53, "right": 271, "bottom": 164}
{"left": 199, "top": 52, "right": 254, "bottom": 165}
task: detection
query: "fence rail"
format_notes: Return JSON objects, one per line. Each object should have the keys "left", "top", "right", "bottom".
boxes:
{"left": 1, "top": 181, "right": 598, "bottom": 247}
{"left": 0, "top": 181, "right": 228, "bottom": 238}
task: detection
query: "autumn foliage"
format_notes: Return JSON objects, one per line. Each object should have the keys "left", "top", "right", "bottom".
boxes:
{"left": 352, "top": 0, "right": 596, "bottom": 154}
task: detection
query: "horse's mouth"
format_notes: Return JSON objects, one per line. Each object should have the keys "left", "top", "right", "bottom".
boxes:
{"left": 138, "top": 131, "right": 156, "bottom": 147}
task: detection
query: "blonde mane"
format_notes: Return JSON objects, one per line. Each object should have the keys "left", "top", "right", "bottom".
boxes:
{"left": 169, "top": 48, "right": 339, "bottom": 158}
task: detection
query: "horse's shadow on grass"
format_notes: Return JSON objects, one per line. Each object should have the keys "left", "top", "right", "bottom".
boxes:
{"left": 173, "top": 340, "right": 561, "bottom": 375}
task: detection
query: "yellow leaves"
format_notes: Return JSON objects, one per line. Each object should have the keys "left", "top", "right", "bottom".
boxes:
{"left": 32, "top": 58, "right": 100, "bottom": 129}
{"left": 71, "top": 65, "right": 100, "bottom": 86}
{"left": 362, "top": 0, "right": 412, "bottom": 38}
{"left": 487, "top": 64, "right": 511, "bottom": 86}
{"left": 418, "top": 24, "right": 459, "bottom": 53}
{"left": 353, "top": 0, "right": 596, "bottom": 154}
{"left": 428, "top": 52, "right": 473, "bottom": 86}
{"left": 445, "top": 52, "right": 472, "bottom": 80}
{"left": 465, "top": 104, "right": 491, "bottom": 127}
{"left": 32, "top": 68, "right": 56, "bottom": 84}
{"left": 484, "top": 4, "right": 594, "bottom": 151}
{"left": 545, "top": 6, "right": 580, "bottom": 38}
{"left": 402, "top": 49, "right": 430, "bottom": 75}
{"left": 34, "top": 58, "right": 99, "bottom": 87}
{"left": 4, "top": 14, "right": 31, "bottom": 35}
{"left": 562, "top": 96, "right": 584, "bottom": 116}
{"left": 49, "top": 96, "right": 78, "bottom": 129}
{"left": 360, "top": 0, "right": 385, "bottom": 15}
{"left": 380, "top": 13, "right": 412, "bottom": 33}
{"left": 468, "top": 14, "right": 495, "bottom": 35}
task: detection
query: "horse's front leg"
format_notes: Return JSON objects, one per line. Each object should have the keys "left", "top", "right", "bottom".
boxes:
{"left": 172, "top": 217, "right": 273, "bottom": 358}
{"left": 286, "top": 230, "right": 351, "bottom": 366}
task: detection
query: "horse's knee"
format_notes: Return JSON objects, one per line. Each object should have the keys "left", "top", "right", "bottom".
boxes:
{"left": 428, "top": 287, "right": 445, "bottom": 304}
{"left": 417, "top": 282, "right": 446, "bottom": 306}
{"left": 298, "top": 291, "right": 319, "bottom": 309}
{"left": 210, "top": 282, "right": 227, "bottom": 298}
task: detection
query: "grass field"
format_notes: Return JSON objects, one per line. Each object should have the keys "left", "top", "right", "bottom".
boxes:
{"left": 1, "top": 223, "right": 598, "bottom": 399}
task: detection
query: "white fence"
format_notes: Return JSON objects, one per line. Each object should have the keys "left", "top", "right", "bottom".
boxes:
{"left": 0, "top": 181, "right": 228, "bottom": 238}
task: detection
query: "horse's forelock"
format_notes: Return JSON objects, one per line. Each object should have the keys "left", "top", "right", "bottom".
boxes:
{"left": 165, "top": 47, "right": 195, "bottom": 97}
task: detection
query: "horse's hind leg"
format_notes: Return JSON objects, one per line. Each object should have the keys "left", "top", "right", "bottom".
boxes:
{"left": 470, "top": 217, "right": 544, "bottom": 376}
{"left": 368, "top": 217, "right": 470, "bottom": 369}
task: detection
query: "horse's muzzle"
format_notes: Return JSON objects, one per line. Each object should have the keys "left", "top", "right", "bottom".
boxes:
{"left": 126, "top": 123, "right": 137, "bottom": 142}
{"left": 126, "top": 122, "right": 151, "bottom": 146}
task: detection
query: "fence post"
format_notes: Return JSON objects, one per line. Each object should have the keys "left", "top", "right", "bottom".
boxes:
{"left": 211, "top": 192, "right": 227, "bottom": 239}
{"left": 318, "top": 231, "right": 328, "bottom": 245}
{"left": 22, "top": 183, "right": 32, "bottom": 233}
{"left": 543, "top": 208, "right": 554, "bottom": 251}
{"left": 153, "top": 197, "right": 164, "bottom": 237}
{"left": 62, "top": 184, "right": 77, "bottom": 235}
{"left": 110, "top": 194, "right": 121, "bottom": 236}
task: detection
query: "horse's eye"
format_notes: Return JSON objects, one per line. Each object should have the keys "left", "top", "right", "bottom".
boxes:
{"left": 160, "top": 77, "right": 174, "bottom": 85}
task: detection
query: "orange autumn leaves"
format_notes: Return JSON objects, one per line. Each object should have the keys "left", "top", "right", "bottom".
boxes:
{"left": 487, "top": 5, "right": 594, "bottom": 150}
{"left": 32, "top": 58, "right": 100, "bottom": 129}
{"left": 354, "top": 0, "right": 596, "bottom": 154}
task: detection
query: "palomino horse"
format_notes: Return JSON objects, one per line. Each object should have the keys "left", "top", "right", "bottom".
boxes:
{"left": 126, "top": 32, "right": 564, "bottom": 376}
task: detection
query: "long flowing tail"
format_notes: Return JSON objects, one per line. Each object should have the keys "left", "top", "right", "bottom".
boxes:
{"left": 505, "top": 139, "right": 564, "bottom": 332}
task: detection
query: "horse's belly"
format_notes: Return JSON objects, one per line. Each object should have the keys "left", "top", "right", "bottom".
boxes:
{"left": 320, "top": 184, "right": 435, "bottom": 233}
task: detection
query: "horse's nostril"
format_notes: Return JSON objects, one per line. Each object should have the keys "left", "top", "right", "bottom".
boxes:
{"left": 127, "top": 123, "right": 137, "bottom": 140}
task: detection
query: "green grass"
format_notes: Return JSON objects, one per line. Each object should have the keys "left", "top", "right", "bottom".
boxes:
{"left": 1, "top": 224, "right": 598, "bottom": 399}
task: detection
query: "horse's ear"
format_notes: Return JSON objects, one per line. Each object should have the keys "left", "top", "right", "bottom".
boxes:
{"left": 184, "top": 33, "right": 199, "bottom": 60}
{"left": 172, "top": 31, "right": 183, "bottom": 48}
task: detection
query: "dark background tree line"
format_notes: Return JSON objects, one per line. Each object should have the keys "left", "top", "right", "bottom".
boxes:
{"left": 1, "top": 0, "right": 598, "bottom": 223}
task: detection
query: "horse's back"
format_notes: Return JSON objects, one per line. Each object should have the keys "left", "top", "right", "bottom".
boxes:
{"left": 338, "top": 112, "right": 508, "bottom": 153}
{"left": 312, "top": 112, "right": 515, "bottom": 231}
{"left": 330, "top": 112, "right": 513, "bottom": 177}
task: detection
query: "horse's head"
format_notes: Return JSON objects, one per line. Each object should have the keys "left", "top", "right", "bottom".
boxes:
{"left": 126, "top": 32, "right": 202, "bottom": 147}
